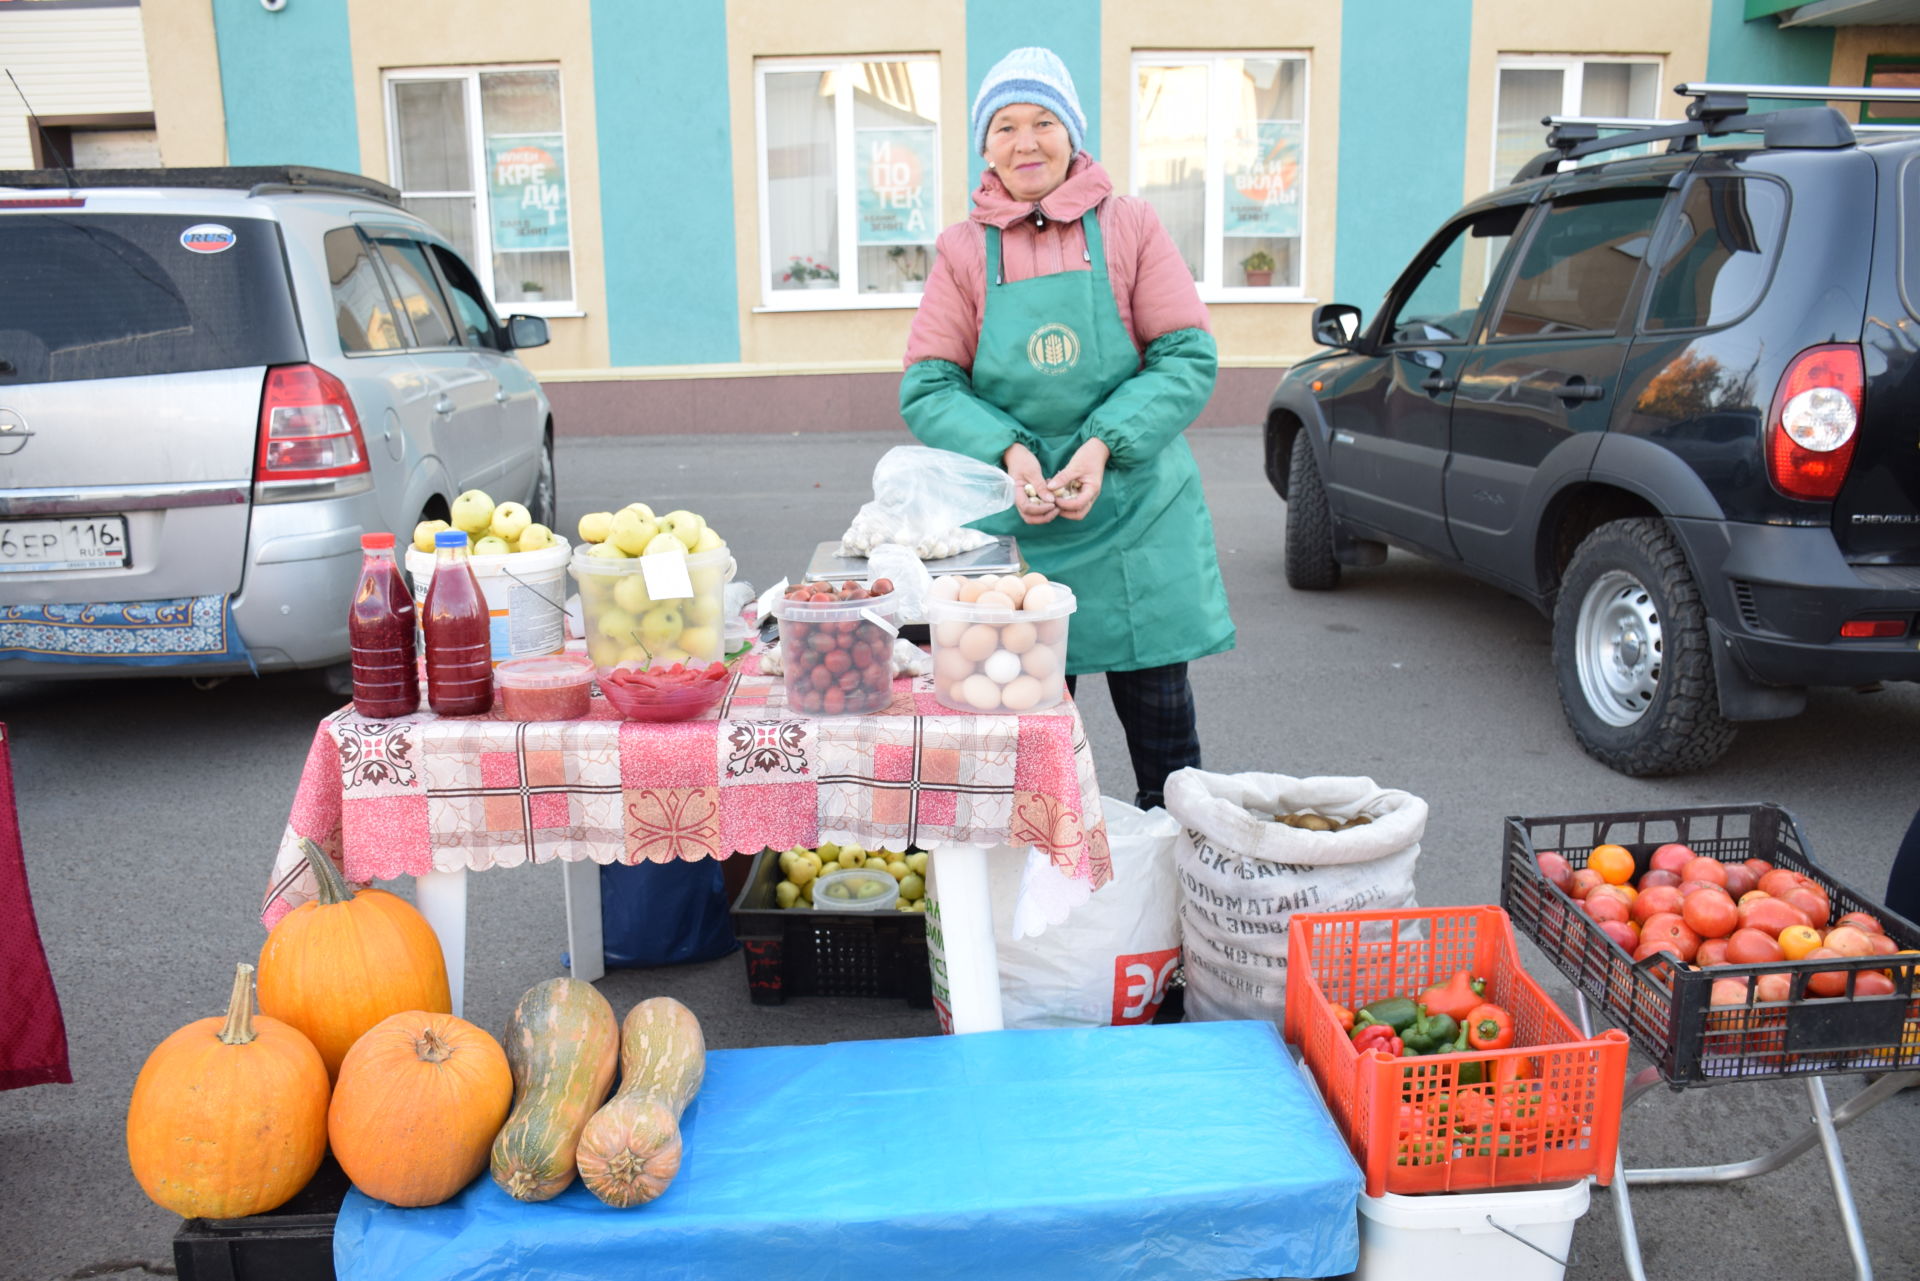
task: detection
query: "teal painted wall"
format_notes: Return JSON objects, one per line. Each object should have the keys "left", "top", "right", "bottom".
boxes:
{"left": 592, "top": 0, "right": 740, "bottom": 365}
{"left": 1708, "top": 0, "right": 1834, "bottom": 101}
{"left": 1332, "top": 0, "right": 1474, "bottom": 314}
{"left": 965, "top": 1, "right": 1102, "bottom": 190}
{"left": 210, "top": 0, "right": 359, "bottom": 171}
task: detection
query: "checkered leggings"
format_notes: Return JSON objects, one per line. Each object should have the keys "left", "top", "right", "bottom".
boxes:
{"left": 1065, "top": 662, "right": 1200, "bottom": 811}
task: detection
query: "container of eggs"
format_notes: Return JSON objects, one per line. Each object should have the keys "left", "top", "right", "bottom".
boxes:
{"left": 924, "top": 572, "right": 1076, "bottom": 713}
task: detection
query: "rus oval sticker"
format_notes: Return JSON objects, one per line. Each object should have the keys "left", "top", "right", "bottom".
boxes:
{"left": 180, "top": 223, "right": 237, "bottom": 254}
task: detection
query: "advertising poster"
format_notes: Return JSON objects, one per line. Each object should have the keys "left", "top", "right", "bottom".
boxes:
{"left": 487, "top": 134, "right": 570, "bottom": 251}
{"left": 857, "top": 126, "right": 935, "bottom": 245}
{"left": 1225, "top": 120, "right": 1302, "bottom": 239}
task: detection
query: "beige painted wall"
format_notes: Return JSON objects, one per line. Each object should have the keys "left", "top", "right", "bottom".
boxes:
{"left": 347, "top": 0, "right": 607, "bottom": 374}
{"left": 1105, "top": 0, "right": 1341, "bottom": 367}
{"left": 1831, "top": 26, "right": 1920, "bottom": 119}
{"left": 142, "top": 0, "right": 227, "bottom": 167}
{"left": 1464, "top": 2, "right": 1712, "bottom": 208}
{"left": 724, "top": 0, "right": 969, "bottom": 370}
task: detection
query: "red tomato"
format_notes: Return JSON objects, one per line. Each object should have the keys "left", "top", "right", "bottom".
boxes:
{"left": 1709, "top": 976, "right": 1750, "bottom": 1007}
{"left": 1582, "top": 893, "right": 1631, "bottom": 925}
{"left": 1804, "top": 947, "right": 1849, "bottom": 997}
{"left": 1631, "top": 885, "right": 1685, "bottom": 924}
{"left": 1536, "top": 851, "right": 1575, "bottom": 893}
{"left": 1598, "top": 919, "right": 1642, "bottom": 952}
{"left": 1854, "top": 971, "right": 1898, "bottom": 997}
{"left": 1682, "top": 856, "right": 1728, "bottom": 887}
{"left": 1867, "top": 933, "right": 1900, "bottom": 958}
{"left": 1639, "top": 913, "right": 1702, "bottom": 961}
{"left": 1755, "top": 972, "right": 1793, "bottom": 1002}
{"left": 1650, "top": 843, "right": 1697, "bottom": 874}
{"left": 1695, "top": 938, "right": 1731, "bottom": 966}
{"left": 1780, "top": 885, "right": 1830, "bottom": 929}
{"left": 1758, "top": 869, "right": 1804, "bottom": 899}
{"left": 1570, "top": 868, "right": 1606, "bottom": 900}
{"left": 1738, "top": 889, "right": 1772, "bottom": 906}
{"left": 1743, "top": 858, "right": 1775, "bottom": 881}
{"left": 1634, "top": 938, "right": 1685, "bottom": 966}
{"left": 1739, "top": 896, "right": 1812, "bottom": 938}
{"left": 1726, "top": 928, "right": 1786, "bottom": 965}
{"left": 1681, "top": 888, "right": 1739, "bottom": 939}
{"left": 1835, "top": 911, "right": 1886, "bottom": 936}
{"left": 1823, "top": 925, "right": 1875, "bottom": 958}
{"left": 1721, "top": 864, "right": 1759, "bottom": 900}
{"left": 1638, "top": 868, "right": 1683, "bottom": 890}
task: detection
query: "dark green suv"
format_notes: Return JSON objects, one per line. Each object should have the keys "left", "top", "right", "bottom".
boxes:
{"left": 1266, "top": 85, "right": 1920, "bottom": 776}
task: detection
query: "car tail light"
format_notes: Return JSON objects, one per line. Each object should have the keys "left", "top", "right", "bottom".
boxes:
{"left": 255, "top": 364, "right": 370, "bottom": 484}
{"left": 1838, "top": 617, "right": 1907, "bottom": 639}
{"left": 1765, "top": 344, "right": 1862, "bottom": 502}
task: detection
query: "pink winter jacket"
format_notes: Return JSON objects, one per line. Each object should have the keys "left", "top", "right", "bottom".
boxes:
{"left": 903, "top": 154, "right": 1210, "bottom": 372}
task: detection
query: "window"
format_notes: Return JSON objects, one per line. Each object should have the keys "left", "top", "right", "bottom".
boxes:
{"left": 1643, "top": 176, "right": 1786, "bottom": 331}
{"left": 386, "top": 67, "right": 576, "bottom": 312}
{"left": 430, "top": 245, "right": 505, "bottom": 351}
{"left": 1493, "top": 56, "right": 1661, "bottom": 187}
{"left": 370, "top": 236, "right": 459, "bottom": 349}
{"left": 755, "top": 57, "right": 942, "bottom": 307}
{"left": 324, "top": 229, "right": 406, "bottom": 355}
{"left": 1490, "top": 190, "right": 1667, "bottom": 339}
{"left": 1387, "top": 207, "right": 1523, "bottom": 345}
{"left": 1862, "top": 55, "right": 1920, "bottom": 125}
{"left": 1133, "top": 53, "right": 1308, "bottom": 296}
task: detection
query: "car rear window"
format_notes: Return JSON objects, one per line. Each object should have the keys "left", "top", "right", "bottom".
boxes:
{"left": 1643, "top": 175, "right": 1787, "bottom": 331}
{"left": 0, "top": 212, "right": 304, "bottom": 386}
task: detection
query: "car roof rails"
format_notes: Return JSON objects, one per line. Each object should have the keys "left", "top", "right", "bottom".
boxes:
{"left": 0, "top": 165, "right": 401, "bottom": 206}
{"left": 1507, "top": 81, "right": 1902, "bottom": 185}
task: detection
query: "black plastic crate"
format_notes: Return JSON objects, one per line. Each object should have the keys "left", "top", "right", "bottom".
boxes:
{"left": 729, "top": 848, "right": 933, "bottom": 1007}
{"left": 1501, "top": 803, "right": 1920, "bottom": 1087}
{"left": 172, "top": 1154, "right": 348, "bottom": 1281}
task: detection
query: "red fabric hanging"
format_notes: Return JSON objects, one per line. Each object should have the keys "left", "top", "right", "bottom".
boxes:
{"left": 0, "top": 723, "right": 71, "bottom": 1089}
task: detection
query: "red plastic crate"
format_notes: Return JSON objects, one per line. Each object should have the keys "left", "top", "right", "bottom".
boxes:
{"left": 1283, "top": 905, "right": 1630, "bottom": 1198}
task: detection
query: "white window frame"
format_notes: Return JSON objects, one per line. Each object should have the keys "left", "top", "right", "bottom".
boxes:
{"left": 1129, "top": 50, "right": 1311, "bottom": 304}
{"left": 1491, "top": 54, "right": 1665, "bottom": 190}
{"left": 383, "top": 64, "right": 580, "bottom": 319}
{"left": 753, "top": 55, "right": 940, "bottom": 313}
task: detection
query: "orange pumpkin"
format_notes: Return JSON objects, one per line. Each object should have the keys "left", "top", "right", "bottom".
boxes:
{"left": 328, "top": 1010, "right": 512, "bottom": 1207}
{"left": 126, "top": 962, "right": 330, "bottom": 1218}
{"left": 258, "top": 836, "right": 450, "bottom": 1081}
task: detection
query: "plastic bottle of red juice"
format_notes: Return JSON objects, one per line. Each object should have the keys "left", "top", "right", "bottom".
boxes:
{"left": 424, "top": 529, "right": 494, "bottom": 716}
{"left": 349, "top": 532, "right": 420, "bottom": 718}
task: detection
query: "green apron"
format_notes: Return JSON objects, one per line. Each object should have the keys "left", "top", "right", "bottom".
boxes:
{"left": 969, "top": 208, "right": 1234, "bottom": 674}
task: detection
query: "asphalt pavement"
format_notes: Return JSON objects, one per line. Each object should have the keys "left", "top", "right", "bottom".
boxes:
{"left": 1, "top": 424, "right": 1916, "bottom": 1281}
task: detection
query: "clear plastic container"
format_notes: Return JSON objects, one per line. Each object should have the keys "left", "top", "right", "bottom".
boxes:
{"left": 925, "top": 580, "right": 1076, "bottom": 713}
{"left": 772, "top": 591, "right": 899, "bottom": 716}
{"left": 569, "top": 545, "right": 734, "bottom": 671}
{"left": 812, "top": 867, "right": 901, "bottom": 911}
{"left": 495, "top": 652, "right": 595, "bottom": 721}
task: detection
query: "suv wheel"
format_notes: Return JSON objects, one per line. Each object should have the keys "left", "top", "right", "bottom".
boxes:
{"left": 1284, "top": 432, "right": 1340, "bottom": 590}
{"left": 529, "top": 430, "right": 557, "bottom": 530}
{"left": 1552, "top": 518, "right": 1736, "bottom": 775}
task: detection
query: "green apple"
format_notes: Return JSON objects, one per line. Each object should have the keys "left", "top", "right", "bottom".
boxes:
{"left": 905, "top": 852, "right": 928, "bottom": 876}
{"left": 678, "top": 624, "right": 719, "bottom": 659}
{"left": 412, "top": 518, "right": 451, "bottom": 553}
{"left": 861, "top": 856, "right": 888, "bottom": 873}
{"left": 588, "top": 539, "right": 629, "bottom": 560}
{"left": 596, "top": 608, "right": 637, "bottom": 643}
{"left": 775, "top": 880, "right": 800, "bottom": 909}
{"left": 643, "top": 531, "right": 687, "bottom": 558}
{"left": 886, "top": 860, "right": 910, "bottom": 881}
{"left": 898, "top": 873, "right": 925, "bottom": 901}
{"left": 621, "top": 502, "right": 657, "bottom": 522}
{"left": 692, "top": 525, "right": 726, "bottom": 553}
{"left": 613, "top": 574, "right": 652, "bottom": 614}
{"left": 683, "top": 594, "right": 722, "bottom": 627}
{"left": 779, "top": 848, "right": 802, "bottom": 876}
{"left": 577, "top": 511, "right": 614, "bottom": 544}
{"left": 638, "top": 602, "right": 685, "bottom": 652}
{"left": 515, "top": 523, "right": 555, "bottom": 552}
{"left": 799, "top": 879, "right": 815, "bottom": 904}
{"left": 451, "top": 489, "right": 495, "bottom": 535}
{"left": 787, "top": 857, "right": 817, "bottom": 888}
{"left": 815, "top": 842, "right": 841, "bottom": 863}
{"left": 617, "top": 643, "right": 653, "bottom": 666}
{"left": 853, "top": 879, "right": 886, "bottom": 900}
{"left": 473, "top": 535, "right": 511, "bottom": 557}
{"left": 610, "top": 508, "right": 659, "bottom": 556}
{"left": 651, "top": 645, "right": 693, "bottom": 666}
{"left": 490, "top": 501, "right": 532, "bottom": 542}
{"left": 690, "top": 565, "right": 727, "bottom": 597}
{"left": 838, "top": 848, "right": 864, "bottom": 870}
{"left": 587, "top": 635, "right": 623, "bottom": 667}
{"left": 661, "top": 509, "right": 706, "bottom": 551}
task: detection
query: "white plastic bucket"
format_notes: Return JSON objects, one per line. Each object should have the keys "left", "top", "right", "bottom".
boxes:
{"left": 407, "top": 537, "right": 571, "bottom": 666}
{"left": 1354, "top": 1179, "right": 1588, "bottom": 1281}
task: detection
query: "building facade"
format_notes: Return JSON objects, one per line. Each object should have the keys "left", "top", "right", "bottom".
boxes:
{"left": 5, "top": 0, "right": 1911, "bottom": 434}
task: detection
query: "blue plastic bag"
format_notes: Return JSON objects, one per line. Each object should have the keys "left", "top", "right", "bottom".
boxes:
{"left": 599, "top": 859, "right": 739, "bottom": 969}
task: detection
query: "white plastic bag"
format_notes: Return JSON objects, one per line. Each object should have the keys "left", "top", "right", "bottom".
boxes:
{"left": 865, "top": 543, "right": 935, "bottom": 623}
{"left": 837, "top": 446, "right": 1017, "bottom": 560}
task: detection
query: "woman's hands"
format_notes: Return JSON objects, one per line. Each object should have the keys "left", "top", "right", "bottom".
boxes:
{"left": 1003, "top": 442, "right": 1058, "bottom": 525}
{"left": 1047, "top": 438, "right": 1109, "bottom": 520}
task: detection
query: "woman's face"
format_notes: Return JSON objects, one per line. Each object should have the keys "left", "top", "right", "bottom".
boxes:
{"left": 984, "top": 103, "right": 1073, "bottom": 204}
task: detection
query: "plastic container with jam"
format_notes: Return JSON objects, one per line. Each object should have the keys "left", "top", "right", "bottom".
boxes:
{"left": 495, "top": 652, "right": 596, "bottom": 721}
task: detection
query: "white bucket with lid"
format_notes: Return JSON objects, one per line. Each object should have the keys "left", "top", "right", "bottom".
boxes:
{"left": 406, "top": 537, "right": 571, "bottom": 666}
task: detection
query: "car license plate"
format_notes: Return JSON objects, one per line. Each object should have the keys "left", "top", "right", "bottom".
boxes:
{"left": 0, "top": 516, "right": 130, "bottom": 573}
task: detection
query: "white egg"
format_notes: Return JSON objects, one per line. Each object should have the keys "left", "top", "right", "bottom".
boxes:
{"left": 961, "top": 673, "right": 1002, "bottom": 711}
{"left": 931, "top": 576, "right": 963, "bottom": 601}
{"left": 983, "top": 649, "right": 1022, "bottom": 684}
{"left": 999, "top": 620, "right": 1037, "bottom": 654}
{"left": 1022, "top": 644, "right": 1060, "bottom": 679}
{"left": 1022, "top": 583, "right": 1058, "bottom": 613}
{"left": 959, "top": 624, "right": 999, "bottom": 662}
{"left": 1000, "top": 674, "right": 1043, "bottom": 711}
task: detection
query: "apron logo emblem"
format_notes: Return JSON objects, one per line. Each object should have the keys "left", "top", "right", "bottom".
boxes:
{"left": 1026, "top": 323, "right": 1081, "bottom": 375}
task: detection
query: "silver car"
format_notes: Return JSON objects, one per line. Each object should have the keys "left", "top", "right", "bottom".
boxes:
{"left": 0, "top": 165, "right": 554, "bottom": 682}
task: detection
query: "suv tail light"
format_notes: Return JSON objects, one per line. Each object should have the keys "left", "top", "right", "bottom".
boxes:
{"left": 1765, "top": 344, "right": 1862, "bottom": 502}
{"left": 254, "top": 363, "right": 373, "bottom": 501}
{"left": 1839, "top": 617, "right": 1908, "bottom": 639}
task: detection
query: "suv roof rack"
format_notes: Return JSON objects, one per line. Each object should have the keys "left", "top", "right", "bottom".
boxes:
{"left": 1507, "top": 81, "right": 1901, "bottom": 185}
{"left": 0, "top": 165, "right": 401, "bottom": 207}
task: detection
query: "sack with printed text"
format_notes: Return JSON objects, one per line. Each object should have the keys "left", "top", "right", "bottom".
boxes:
{"left": 1163, "top": 769, "right": 1426, "bottom": 1027}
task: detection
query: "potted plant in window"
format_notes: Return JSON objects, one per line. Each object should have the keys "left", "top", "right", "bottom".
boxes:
{"left": 782, "top": 256, "right": 839, "bottom": 290}
{"left": 1240, "top": 249, "right": 1276, "bottom": 288}
{"left": 886, "top": 245, "right": 929, "bottom": 294}
{"left": 520, "top": 280, "right": 545, "bottom": 301}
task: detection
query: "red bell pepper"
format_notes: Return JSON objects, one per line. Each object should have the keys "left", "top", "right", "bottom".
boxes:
{"left": 1465, "top": 1002, "right": 1514, "bottom": 1051}
{"left": 1419, "top": 970, "right": 1487, "bottom": 1021}
{"left": 1351, "top": 1023, "right": 1404, "bottom": 1056}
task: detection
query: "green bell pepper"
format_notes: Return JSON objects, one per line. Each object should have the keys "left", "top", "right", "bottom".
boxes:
{"left": 1448, "top": 1020, "right": 1486, "bottom": 1085}
{"left": 1401, "top": 1006, "right": 1461, "bottom": 1055}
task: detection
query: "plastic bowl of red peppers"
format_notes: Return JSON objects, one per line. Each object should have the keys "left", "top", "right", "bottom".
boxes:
{"left": 598, "top": 658, "right": 732, "bottom": 722}
{"left": 772, "top": 578, "right": 897, "bottom": 716}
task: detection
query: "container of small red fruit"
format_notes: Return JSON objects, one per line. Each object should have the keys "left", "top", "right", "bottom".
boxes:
{"left": 772, "top": 579, "right": 897, "bottom": 716}
{"left": 597, "top": 659, "right": 732, "bottom": 722}
{"left": 1499, "top": 803, "right": 1920, "bottom": 1086}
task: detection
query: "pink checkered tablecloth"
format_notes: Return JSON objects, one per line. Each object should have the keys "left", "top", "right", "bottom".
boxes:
{"left": 262, "top": 654, "right": 1111, "bottom": 930}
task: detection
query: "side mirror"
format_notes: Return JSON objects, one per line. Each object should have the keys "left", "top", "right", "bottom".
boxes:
{"left": 1311, "top": 303, "right": 1363, "bottom": 349}
{"left": 506, "top": 314, "right": 550, "bottom": 351}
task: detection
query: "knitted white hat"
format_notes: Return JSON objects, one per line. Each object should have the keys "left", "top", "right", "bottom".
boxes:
{"left": 970, "top": 47, "right": 1087, "bottom": 157}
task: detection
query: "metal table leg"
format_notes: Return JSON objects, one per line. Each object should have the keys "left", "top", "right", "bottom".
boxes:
{"left": 1576, "top": 992, "right": 1649, "bottom": 1281}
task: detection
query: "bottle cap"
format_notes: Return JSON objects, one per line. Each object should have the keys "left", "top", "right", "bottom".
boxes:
{"left": 361, "top": 531, "right": 395, "bottom": 550}
{"left": 435, "top": 530, "right": 470, "bottom": 549}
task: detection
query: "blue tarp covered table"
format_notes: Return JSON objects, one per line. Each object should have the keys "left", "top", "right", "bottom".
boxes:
{"left": 334, "top": 1020, "right": 1362, "bottom": 1281}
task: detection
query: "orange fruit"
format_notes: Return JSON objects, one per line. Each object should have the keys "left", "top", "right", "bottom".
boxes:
{"left": 1589, "top": 843, "right": 1636, "bottom": 885}
{"left": 1777, "top": 924, "right": 1823, "bottom": 960}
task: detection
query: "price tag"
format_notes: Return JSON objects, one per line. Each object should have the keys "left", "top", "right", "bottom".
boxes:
{"left": 859, "top": 607, "right": 899, "bottom": 637}
{"left": 640, "top": 552, "right": 695, "bottom": 601}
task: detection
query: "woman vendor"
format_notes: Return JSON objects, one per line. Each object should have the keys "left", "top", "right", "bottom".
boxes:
{"left": 901, "top": 46, "right": 1235, "bottom": 810}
